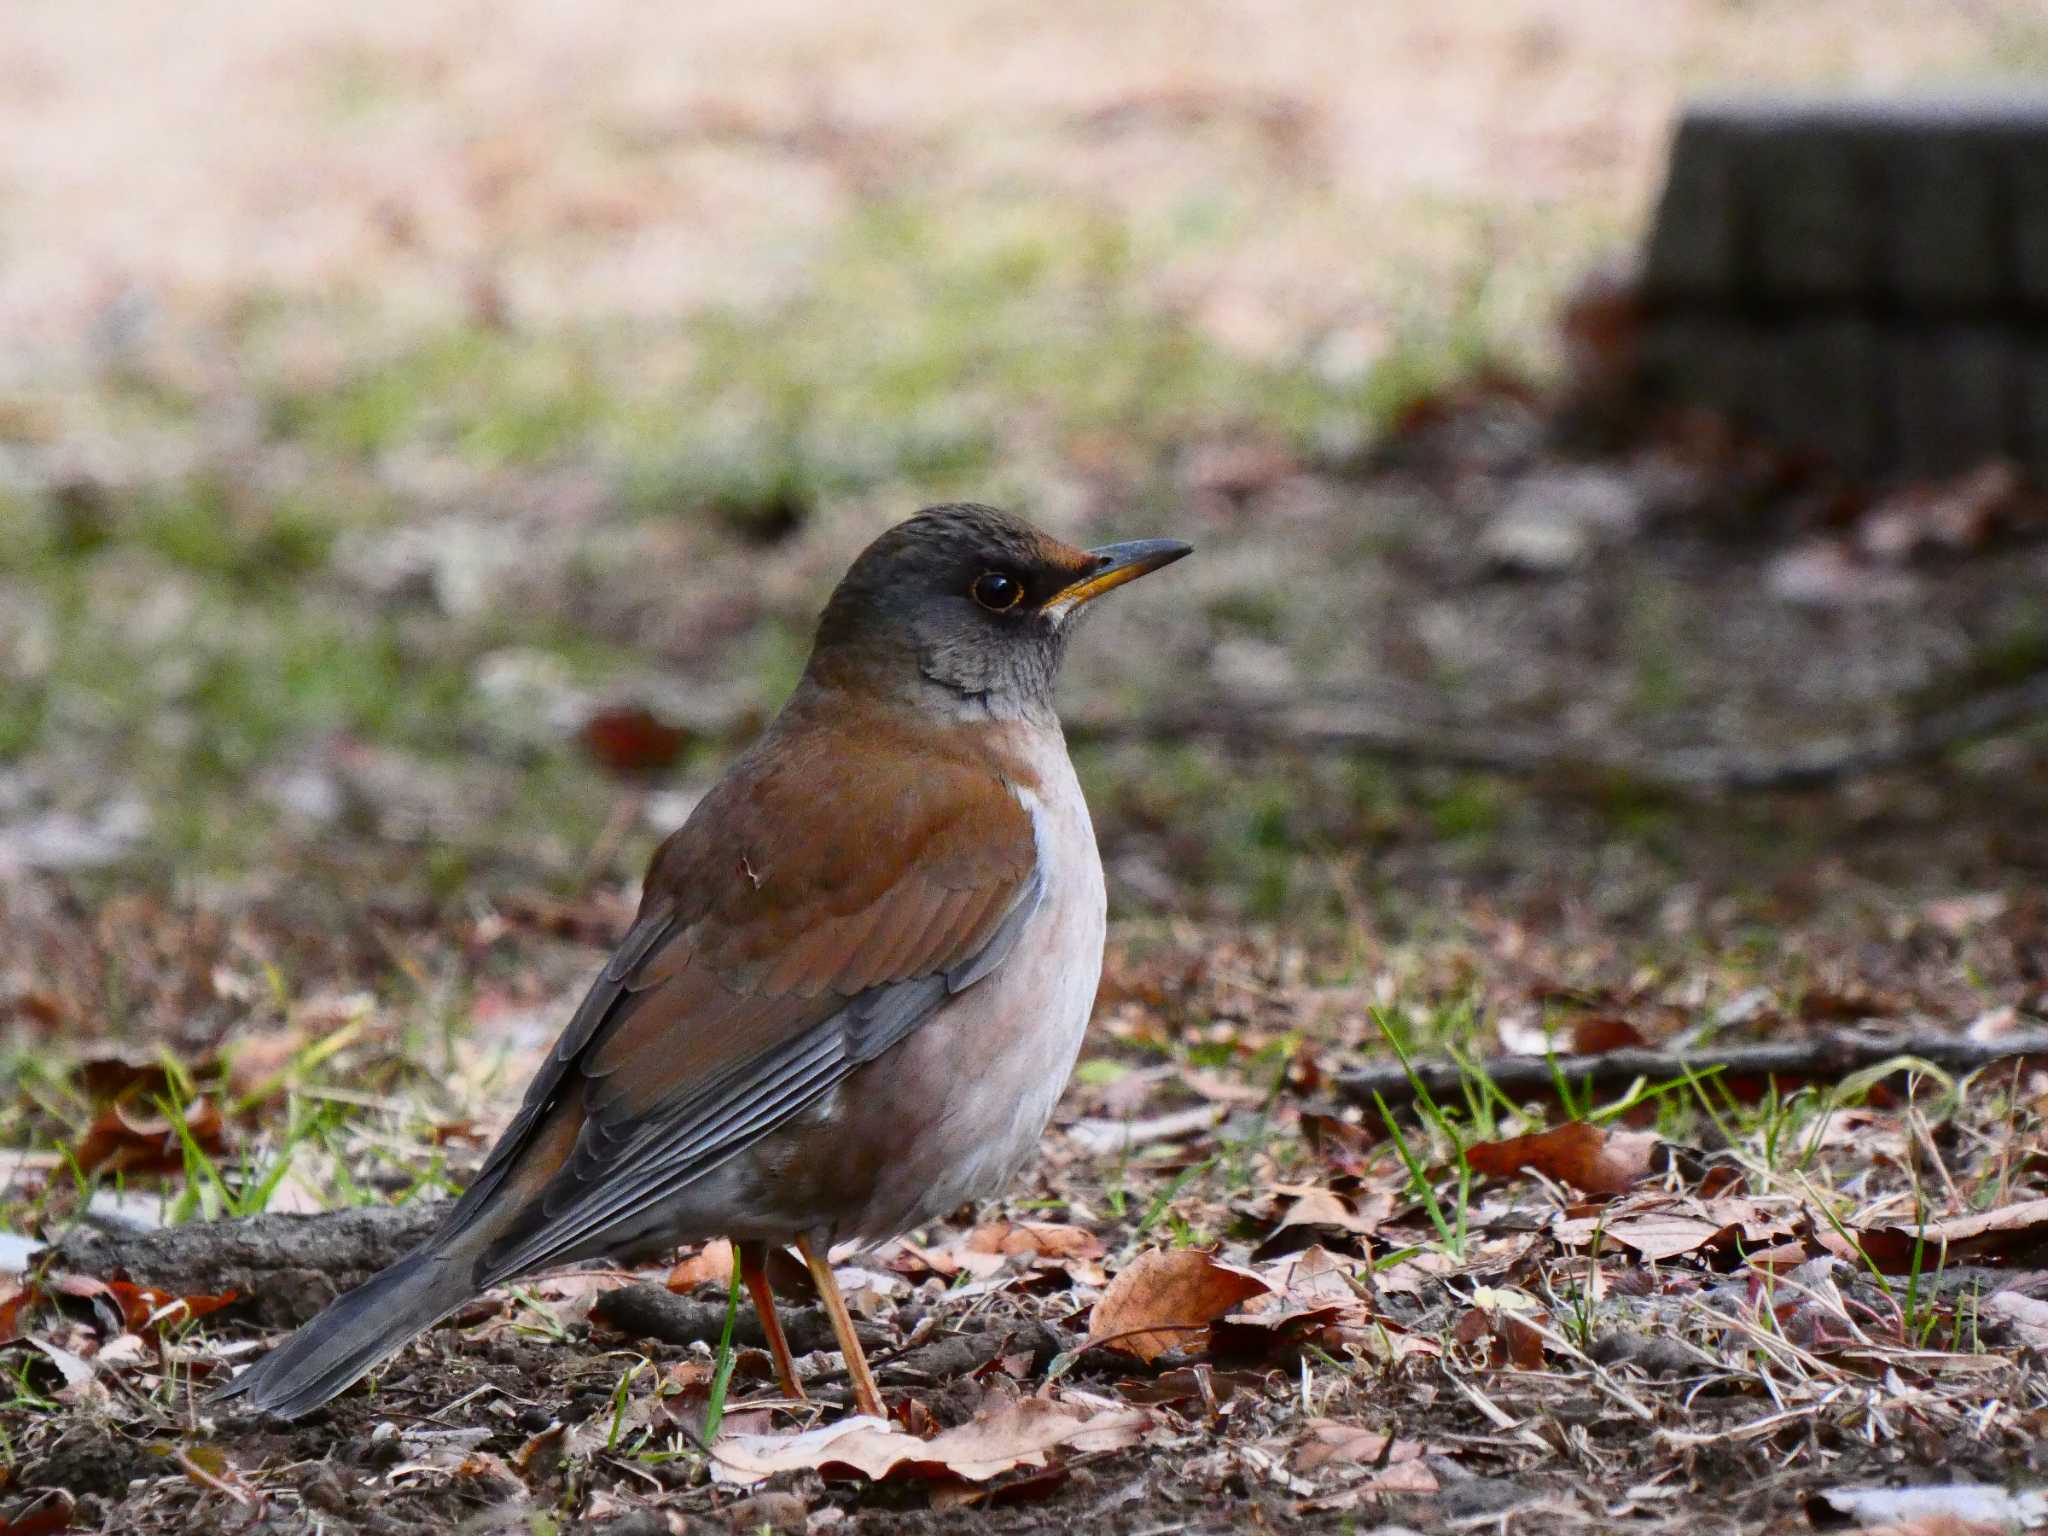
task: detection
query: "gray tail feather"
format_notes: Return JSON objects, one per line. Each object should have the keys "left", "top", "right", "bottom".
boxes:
{"left": 210, "top": 1249, "right": 468, "bottom": 1420}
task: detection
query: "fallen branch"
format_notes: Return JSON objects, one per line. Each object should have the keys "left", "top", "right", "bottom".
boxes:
{"left": 1336, "top": 1027, "right": 2048, "bottom": 1110}
{"left": 803, "top": 1318, "right": 1072, "bottom": 1405}
{"left": 1070, "top": 668, "right": 2048, "bottom": 792}
{"left": 590, "top": 1282, "right": 884, "bottom": 1359}
{"left": 36, "top": 1203, "right": 445, "bottom": 1329}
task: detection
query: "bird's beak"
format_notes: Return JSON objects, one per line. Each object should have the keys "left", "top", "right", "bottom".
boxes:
{"left": 1045, "top": 538, "right": 1193, "bottom": 617}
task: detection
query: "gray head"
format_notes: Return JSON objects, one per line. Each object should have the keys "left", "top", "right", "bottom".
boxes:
{"left": 804, "top": 504, "right": 1191, "bottom": 716}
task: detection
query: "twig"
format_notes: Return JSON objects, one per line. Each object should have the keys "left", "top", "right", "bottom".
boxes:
{"left": 1335, "top": 1028, "right": 2048, "bottom": 1110}
{"left": 589, "top": 1281, "right": 882, "bottom": 1359}
{"left": 1068, "top": 668, "right": 2048, "bottom": 792}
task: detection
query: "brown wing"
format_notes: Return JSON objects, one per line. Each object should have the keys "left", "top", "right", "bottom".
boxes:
{"left": 449, "top": 709, "right": 1041, "bottom": 1281}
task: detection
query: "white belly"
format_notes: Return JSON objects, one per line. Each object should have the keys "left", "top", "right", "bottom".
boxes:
{"left": 842, "top": 731, "right": 1106, "bottom": 1240}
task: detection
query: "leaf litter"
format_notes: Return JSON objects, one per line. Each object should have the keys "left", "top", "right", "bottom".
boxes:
{"left": 5, "top": 871, "right": 2048, "bottom": 1534}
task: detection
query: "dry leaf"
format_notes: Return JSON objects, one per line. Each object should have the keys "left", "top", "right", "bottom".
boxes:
{"left": 1809, "top": 1483, "right": 2048, "bottom": 1530}
{"left": 72, "top": 1099, "right": 225, "bottom": 1178}
{"left": 710, "top": 1396, "right": 1153, "bottom": 1487}
{"left": 1298, "top": 1113, "right": 1376, "bottom": 1175}
{"left": 222, "top": 1027, "right": 312, "bottom": 1105}
{"left": 1256, "top": 1244, "right": 1369, "bottom": 1312}
{"left": 1566, "top": 1016, "right": 1649, "bottom": 1053}
{"left": 965, "top": 1221, "right": 1105, "bottom": 1263}
{"left": 899, "top": 1221, "right": 1110, "bottom": 1286}
{"left": 1116, "top": 1365, "right": 1273, "bottom": 1408}
{"left": 512, "top": 1420, "right": 568, "bottom": 1482}
{"left": 73, "top": 1053, "right": 180, "bottom": 1106}
{"left": 1450, "top": 1304, "right": 1547, "bottom": 1369}
{"left": 1295, "top": 1420, "right": 1439, "bottom": 1479}
{"left": 1558, "top": 1193, "right": 1791, "bottom": 1262}
{"left": 666, "top": 1239, "right": 736, "bottom": 1292}
{"left": 1251, "top": 1185, "right": 1391, "bottom": 1260}
{"left": 0, "top": 1489, "right": 76, "bottom": 1536}
{"left": 1831, "top": 1198, "right": 2048, "bottom": 1273}
{"left": 1465, "top": 1122, "right": 1663, "bottom": 1196}
{"left": 577, "top": 704, "right": 689, "bottom": 774}
{"left": 176, "top": 1444, "right": 255, "bottom": 1504}
{"left": 1209, "top": 1305, "right": 1346, "bottom": 1365}
{"left": 1855, "top": 462, "right": 2030, "bottom": 564}
{"left": 1087, "top": 1249, "right": 1271, "bottom": 1362}
{"left": 105, "top": 1280, "right": 237, "bottom": 1335}
{"left": 1983, "top": 1290, "right": 2048, "bottom": 1350}
{"left": 0, "top": 1282, "right": 38, "bottom": 1346}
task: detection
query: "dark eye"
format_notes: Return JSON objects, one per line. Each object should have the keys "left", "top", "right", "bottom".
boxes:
{"left": 970, "top": 571, "right": 1023, "bottom": 611}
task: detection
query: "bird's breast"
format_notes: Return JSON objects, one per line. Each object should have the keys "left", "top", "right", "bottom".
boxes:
{"left": 822, "top": 726, "right": 1105, "bottom": 1241}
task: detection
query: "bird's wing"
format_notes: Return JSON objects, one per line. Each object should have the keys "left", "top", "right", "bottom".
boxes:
{"left": 448, "top": 723, "right": 1042, "bottom": 1281}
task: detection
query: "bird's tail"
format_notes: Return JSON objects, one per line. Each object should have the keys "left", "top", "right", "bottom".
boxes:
{"left": 210, "top": 1247, "right": 471, "bottom": 1420}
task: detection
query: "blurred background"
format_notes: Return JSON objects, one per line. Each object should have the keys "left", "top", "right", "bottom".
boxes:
{"left": 2, "top": 1, "right": 2045, "bottom": 1160}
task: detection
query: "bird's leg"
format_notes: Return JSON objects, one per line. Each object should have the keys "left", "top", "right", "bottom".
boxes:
{"left": 735, "top": 1240, "right": 806, "bottom": 1404}
{"left": 794, "top": 1233, "right": 885, "bottom": 1420}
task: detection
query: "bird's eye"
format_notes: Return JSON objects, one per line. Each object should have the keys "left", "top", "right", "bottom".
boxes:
{"left": 970, "top": 571, "right": 1023, "bottom": 612}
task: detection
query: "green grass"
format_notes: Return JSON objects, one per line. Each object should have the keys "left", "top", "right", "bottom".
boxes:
{"left": 2, "top": 185, "right": 1483, "bottom": 900}
{"left": 251, "top": 193, "right": 1405, "bottom": 516}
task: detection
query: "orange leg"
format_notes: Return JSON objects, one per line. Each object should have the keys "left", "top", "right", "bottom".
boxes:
{"left": 795, "top": 1234, "right": 884, "bottom": 1420}
{"left": 736, "top": 1240, "right": 806, "bottom": 1404}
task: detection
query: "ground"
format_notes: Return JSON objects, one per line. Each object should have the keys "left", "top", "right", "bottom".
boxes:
{"left": 3, "top": 4, "right": 2048, "bottom": 1533}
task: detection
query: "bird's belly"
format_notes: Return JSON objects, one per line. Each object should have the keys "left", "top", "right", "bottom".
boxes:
{"left": 846, "top": 883, "right": 1103, "bottom": 1237}
{"left": 596, "top": 744, "right": 1105, "bottom": 1257}
{"left": 843, "top": 755, "right": 1104, "bottom": 1242}
{"left": 751, "top": 745, "right": 1105, "bottom": 1246}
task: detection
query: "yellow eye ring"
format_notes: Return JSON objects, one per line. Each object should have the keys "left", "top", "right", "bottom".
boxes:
{"left": 971, "top": 571, "right": 1023, "bottom": 611}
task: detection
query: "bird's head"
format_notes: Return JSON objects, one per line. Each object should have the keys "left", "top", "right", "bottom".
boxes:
{"left": 805, "top": 503, "right": 1191, "bottom": 717}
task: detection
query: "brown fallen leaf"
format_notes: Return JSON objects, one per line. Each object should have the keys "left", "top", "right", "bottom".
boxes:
{"left": 710, "top": 1395, "right": 1153, "bottom": 1487}
{"left": 1982, "top": 1290, "right": 2048, "bottom": 1351}
{"left": 1566, "top": 1016, "right": 1649, "bottom": 1054}
{"left": 0, "top": 1274, "right": 115, "bottom": 1348}
{"left": 72, "top": 1099, "right": 226, "bottom": 1178}
{"left": 719, "top": 1491, "right": 809, "bottom": 1531}
{"left": 1210, "top": 1305, "right": 1346, "bottom": 1365}
{"left": 965, "top": 1221, "right": 1105, "bottom": 1263}
{"left": 1600, "top": 1214, "right": 1743, "bottom": 1263}
{"left": 1087, "top": 1249, "right": 1271, "bottom": 1363}
{"left": 1855, "top": 461, "right": 2032, "bottom": 564}
{"left": 577, "top": 704, "right": 689, "bottom": 774}
{"left": 1559, "top": 1193, "right": 1793, "bottom": 1263}
{"left": 221, "top": 1026, "right": 313, "bottom": 1106}
{"left": 1809, "top": 1481, "right": 2046, "bottom": 1531}
{"left": 1298, "top": 1112, "right": 1377, "bottom": 1176}
{"left": 1115, "top": 1365, "right": 1274, "bottom": 1408}
{"left": 1829, "top": 1198, "right": 2048, "bottom": 1273}
{"left": 0, "top": 1489, "right": 76, "bottom": 1536}
{"left": 666, "top": 1239, "right": 736, "bottom": 1292}
{"left": 1465, "top": 1122, "right": 1664, "bottom": 1196}
{"left": 1250, "top": 1185, "right": 1391, "bottom": 1260}
{"left": 174, "top": 1444, "right": 254, "bottom": 1506}
{"left": 1255, "top": 1244, "right": 1370, "bottom": 1315}
{"left": 513, "top": 1420, "right": 569, "bottom": 1482}
{"left": 1295, "top": 1420, "right": 1440, "bottom": 1493}
{"left": 74, "top": 1053, "right": 181, "bottom": 1106}
{"left": 897, "top": 1221, "right": 1110, "bottom": 1286}
{"left": 1451, "top": 1301, "right": 1547, "bottom": 1369}
{"left": 0, "top": 1282, "right": 37, "bottom": 1347}
{"left": 105, "top": 1281, "right": 238, "bottom": 1336}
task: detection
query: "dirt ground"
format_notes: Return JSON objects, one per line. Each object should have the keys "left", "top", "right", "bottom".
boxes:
{"left": 4, "top": 4, "right": 2048, "bottom": 1534}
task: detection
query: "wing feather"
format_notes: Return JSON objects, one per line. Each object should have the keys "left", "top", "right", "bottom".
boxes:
{"left": 449, "top": 710, "right": 1043, "bottom": 1282}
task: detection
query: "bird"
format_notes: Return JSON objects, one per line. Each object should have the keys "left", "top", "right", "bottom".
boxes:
{"left": 215, "top": 503, "right": 1191, "bottom": 1421}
